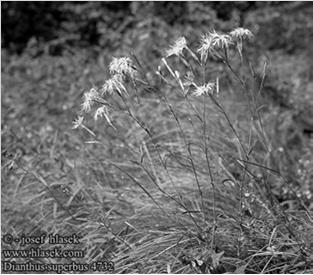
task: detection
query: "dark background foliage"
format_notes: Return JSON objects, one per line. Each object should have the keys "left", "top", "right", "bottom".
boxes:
{"left": 2, "top": 2, "right": 282, "bottom": 53}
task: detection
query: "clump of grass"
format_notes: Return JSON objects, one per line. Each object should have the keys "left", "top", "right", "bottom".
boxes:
{"left": 72, "top": 28, "right": 313, "bottom": 273}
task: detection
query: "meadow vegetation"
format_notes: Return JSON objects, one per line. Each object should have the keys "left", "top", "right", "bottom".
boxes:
{"left": 2, "top": 2, "right": 313, "bottom": 273}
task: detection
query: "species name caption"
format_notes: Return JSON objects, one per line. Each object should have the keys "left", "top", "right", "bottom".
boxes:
{"left": 2, "top": 234, "right": 114, "bottom": 273}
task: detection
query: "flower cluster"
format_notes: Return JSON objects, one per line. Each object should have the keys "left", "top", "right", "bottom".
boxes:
{"left": 197, "top": 28, "right": 253, "bottom": 63}
{"left": 75, "top": 28, "right": 254, "bottom": 132}
{"left": 198, "top": 31, "right": 232, "bottom": 63}
{"left": 102, "top": 57, "right": 137, "bottom": 97}
{"left": 75, "top": 56, "right": 138, "bottom": 131}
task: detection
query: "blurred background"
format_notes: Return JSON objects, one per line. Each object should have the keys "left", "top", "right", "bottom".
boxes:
{"left": 2, "top": 1, "right": 313, "bottom": 185}
{"left": 2, "top": 2, "right": 313, "bottom": 134}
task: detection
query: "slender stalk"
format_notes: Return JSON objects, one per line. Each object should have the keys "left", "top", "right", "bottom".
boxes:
{"left": 202, "top": 94, "right": 217, "bottom": 250}
{"left": 118, "top": 88, "right": 205, "bottom": 232}
{"left": 162, "top": 95, "right": 206, "bottom": 221}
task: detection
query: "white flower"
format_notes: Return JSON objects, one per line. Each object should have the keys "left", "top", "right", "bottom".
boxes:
{"left": 198, "top": 31, "right": 233, "bottom": 62}
{"left": 229, "top": 28, "right": 253, "bottom": 61}
{"left": 166, "top": 37, "right": 187, "bottom": 57}
{"left": 101, "top": 78, "right": 116, "bottom": 95}
{"left": 94, "top": 105, "right": 116, "bottom": 129}
{"left": 198, "top": 34, "right": 212, "bottom": 63}
{"left": 101, "top": 74, "right": 126, "bottom": 95}
{"left": 81, "top": 88, "right": 98, "bottom": 113}
{"left": 72, "top": 116, "right": 84, "bottom": 129}
{"left": 193, "top": 82, "right": 215, "bottom": 96}
{"left": 230, "top": 28, "right": 254, "bottom": 40}
{"left": 109, "top": 57, "right": 137, "bottom": 78}
{"left": 210, "top": 30, "right": 233, "bottom": 48}
{"left": 94, "top": 106, "right": 109, "bottom": 121}
{"left": 199, "top": 31, "right": 232, "bottom": 52}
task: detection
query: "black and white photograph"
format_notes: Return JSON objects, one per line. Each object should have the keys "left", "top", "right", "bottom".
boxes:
{"left": 1, "top": 1, "right": 313, "bottom": 273}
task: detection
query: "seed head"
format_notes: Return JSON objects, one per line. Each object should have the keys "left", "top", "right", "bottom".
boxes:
{"left": 166, "top": 37, "right": 187, "bottom": 57}
{"left": 109, "top": 57, "right": 137, "bottom": 78}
